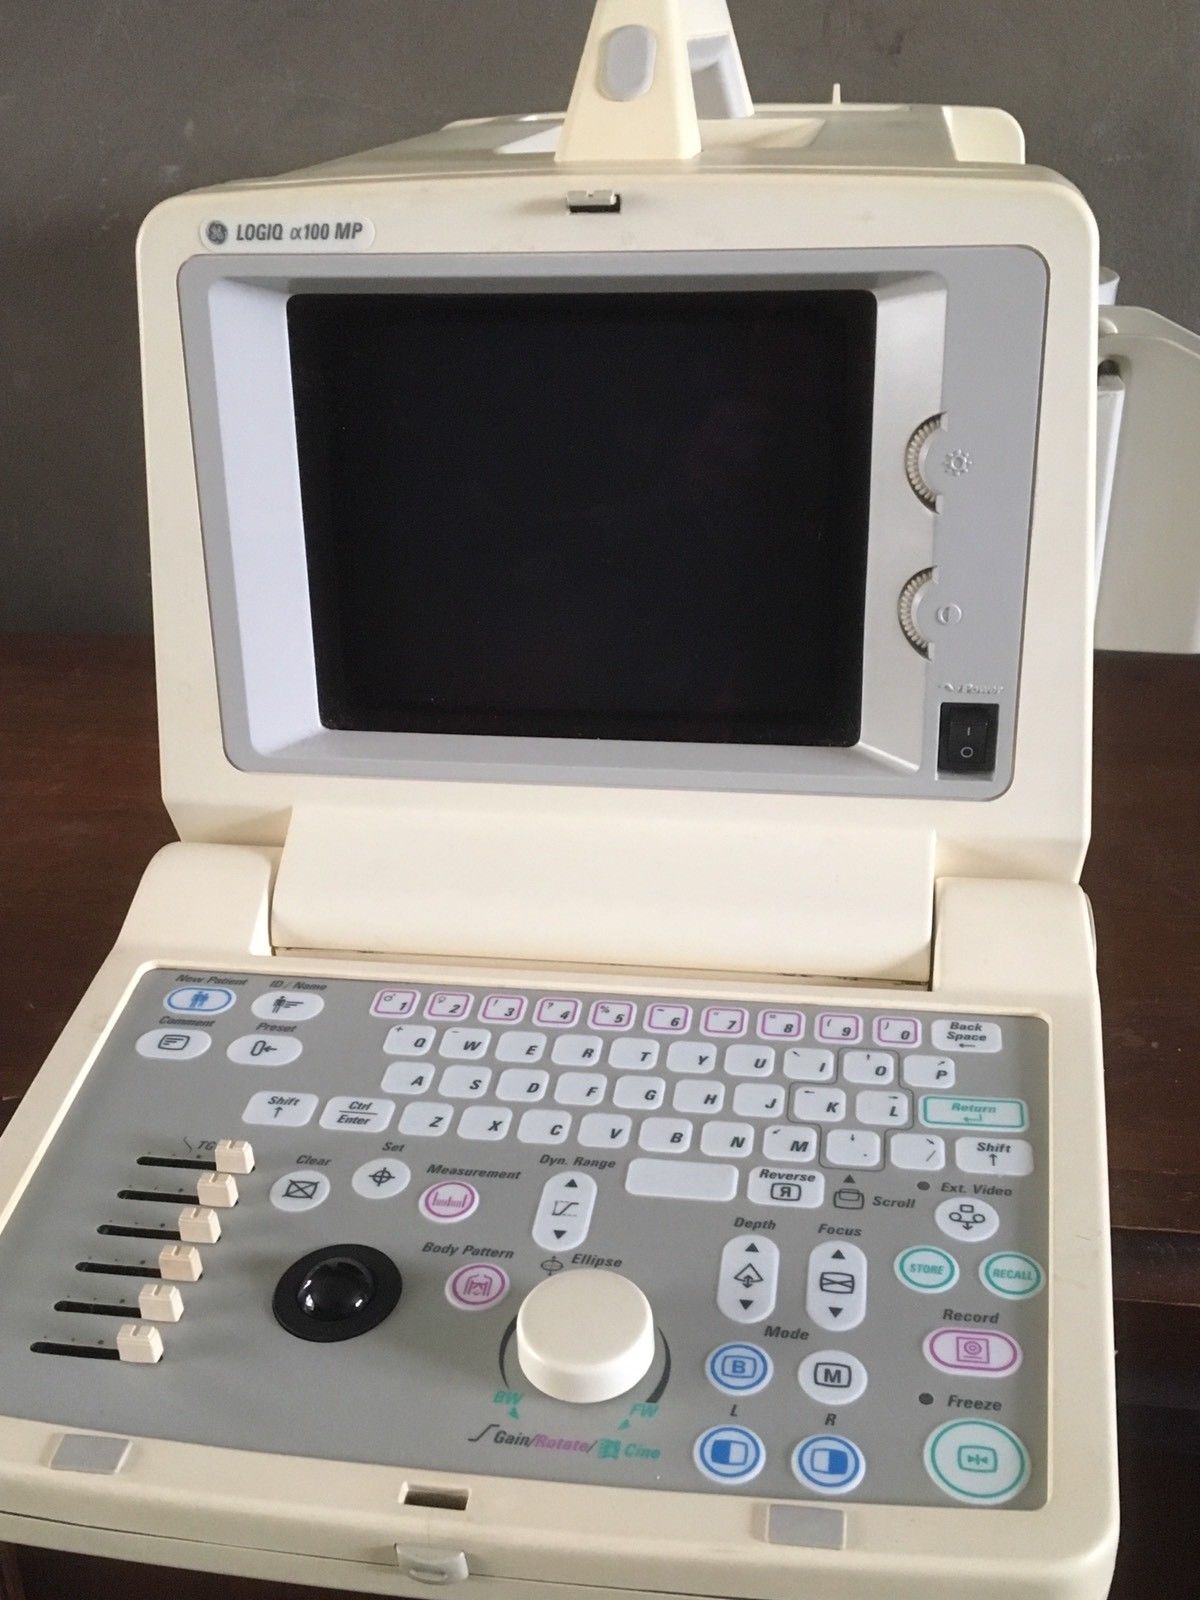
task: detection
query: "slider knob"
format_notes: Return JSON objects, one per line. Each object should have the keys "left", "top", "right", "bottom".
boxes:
{"left": 516, "top": 1270, "right": 655, "bottom": 1404}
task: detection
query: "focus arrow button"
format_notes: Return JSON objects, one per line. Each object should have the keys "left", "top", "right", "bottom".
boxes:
{"left": 807, "top": 1241, "right": 866, "bottom": 1332}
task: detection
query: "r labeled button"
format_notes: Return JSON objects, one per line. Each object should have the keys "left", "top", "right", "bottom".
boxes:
{"left": 791, "top": 1434, "right": 865, "bottom": 1495}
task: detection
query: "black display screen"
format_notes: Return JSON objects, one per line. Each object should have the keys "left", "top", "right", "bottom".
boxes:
{"left": 288, "top": 289, "right": 876, "bottom": 747}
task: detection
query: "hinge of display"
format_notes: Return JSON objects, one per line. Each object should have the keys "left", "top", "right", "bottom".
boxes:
{"left": 269, "top": 803, "right": 936, "bottom": 986}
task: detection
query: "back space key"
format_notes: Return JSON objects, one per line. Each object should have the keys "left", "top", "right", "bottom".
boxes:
{"left": 625, "top": 1158, "right": 738, "bottom": 1202}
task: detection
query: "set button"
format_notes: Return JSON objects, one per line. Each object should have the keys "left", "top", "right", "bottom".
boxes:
{"left": 351, "top": 1159, "right": 411, "bottom": 1199}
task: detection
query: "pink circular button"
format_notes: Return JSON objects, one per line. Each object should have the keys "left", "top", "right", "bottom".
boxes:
{"left": 445, "top": 1262, "right": 510, "bottom": 1311}
{"left": 923, "top": 1327, "right": 1022, "bottom": 1376}
{"left": 418, "top": 1180, "right": 480, "bottom": 1224}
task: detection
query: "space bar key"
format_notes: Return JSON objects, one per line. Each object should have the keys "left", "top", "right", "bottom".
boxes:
{"left": 625, "top": 1158, "right": 738, "bottom": 1202}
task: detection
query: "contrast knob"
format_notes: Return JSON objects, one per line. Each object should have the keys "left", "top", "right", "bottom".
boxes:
{"left": 516, "top": 1270, "right": 655, "bottom": 1404}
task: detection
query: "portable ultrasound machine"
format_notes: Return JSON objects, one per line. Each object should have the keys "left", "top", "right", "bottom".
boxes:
{"left": 2, "top": 0, "right": 1200, "bottom": 1595}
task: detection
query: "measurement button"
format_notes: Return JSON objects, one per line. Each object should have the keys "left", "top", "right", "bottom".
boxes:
{"left": 243, "top": 1091, "right": 317, "bottom": 1127}
{"left": 925, "top": 1327, "right": 1022, "bottom": 1376}
{"left": 418, "top": 1180, "right": 479, "bottom": 1224}
{"left": 930, "top": 1019, "right": 1002, "bottom": 1053}
{"left": 798, "top": 1350, "right": 867, "bottom": 1404}
{"left": 895, "top": 1246, "right": 959, "bottom": 1293}
{"left": 707, "top": 1342, "right": 773, "bottom": 1395}
{"left": 747, "top": 1166, "right": 824, "bottom": 1208}
{"left": 955, "top": 1137, "right": 1034, "bottom": 1175}
{"left": 717, "top": 1236, "right": 779, "bottom": 1323}
{"left": 164, "top": 985, "right": 235, "bottom": 1015}
{"left": 924, "top": 1420, "right": 1029, "bottom": 1505}
{"left": 319, "top": 1097, "right": 394, "bottom": 1133}
{"left": 920, "top": 1095, "right": 1027, "bottom": 1131}
{"left": 446, "top": 1262, "right": 510, "bottom": 1311}
{"left": 137, "top": 1028, "right": 211, "bottom": 1061}
{"left": 351, "top": 1159, "right": 411, "bottom": 1199}
{"left": 791, "top": 1434, "right": 865, "bottom": 1494}
{"left": 251, "top": 990, "right": 324, "bottom": 1022}
{"left": 981, "top": 1251, "right": 1045, "bottom": 1299}
{"left": 269, "top": 1170, "right": 330, "bottom": 1212}
{"left": 533, "top": 1172, "right": 597, "bottom": 1249}
{"left": 227, "top": 1034, "right": 302, "bottom": 1066}
{"left": 805, "top": 1241, "right": 866, "bottom": 1331}
{"left": 935, "top": 1197, "right": 999, "bottom": 1242}
{"left": 370, "top": 988, "right": 418, "bottom": 1018}
{"left": 694, "top": 1425, "right": 765, "bottom": 1484}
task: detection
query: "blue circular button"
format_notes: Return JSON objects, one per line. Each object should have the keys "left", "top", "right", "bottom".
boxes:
{"left": 791, "top": 1433, "right": 866, "bottom": 1495}
{"left": 706, "top": 1342, "right": 773, "bottom": 1396}
{"left": 165, "top": 985, "right": 235, "bottom": 1015}
{"left": 694, "top": 1426, "right": 765, "bottom": 1484}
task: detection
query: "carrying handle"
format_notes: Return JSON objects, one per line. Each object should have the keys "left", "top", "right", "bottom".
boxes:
{"left": 556, "top": 0, "right": 752, "bottom": 166}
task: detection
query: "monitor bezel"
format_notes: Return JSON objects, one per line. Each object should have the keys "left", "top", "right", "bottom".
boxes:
{"left": 178, "top": 247, "right": 1046, "bottom": 799}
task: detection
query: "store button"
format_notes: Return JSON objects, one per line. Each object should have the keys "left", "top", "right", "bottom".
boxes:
{"left": 924, "top": 1420, "right": 1030, "bottom": 1505}
{"left": 693, "top": 1426, "right": 765, "bottom": 1484}
{"left": 791, "top": 1434, "right": 866, "bottom": 1495}
{"left": 895, "top": 1245, "right": 959, "bottom": 1293}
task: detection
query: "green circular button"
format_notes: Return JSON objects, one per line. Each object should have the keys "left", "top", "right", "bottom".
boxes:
{"left": 894, "top": 1245, "right": 959, "bottom": 1293}
{"left": 980, "top": 1251, "right": 1044, "bottom": 1300}
{"left": 924, "top": 1420, "right": 1030, "bottom": 1505}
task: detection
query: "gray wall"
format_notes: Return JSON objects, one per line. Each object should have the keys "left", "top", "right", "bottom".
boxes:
{"left": 2, "top": 0, "right": 1197, "bottom": 634}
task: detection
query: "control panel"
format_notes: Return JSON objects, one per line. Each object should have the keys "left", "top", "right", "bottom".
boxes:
{"left": 0, "top": 972, "right": 1048, "bottom": 1509}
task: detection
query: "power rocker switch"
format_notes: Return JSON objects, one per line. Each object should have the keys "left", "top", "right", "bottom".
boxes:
{"left": 937, "top": 702, "right": 999, "bottom": 777}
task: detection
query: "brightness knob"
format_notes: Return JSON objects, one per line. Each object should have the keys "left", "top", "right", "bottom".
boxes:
{"left": 516, "top": 1270, "right": 655, "bottom": 1404}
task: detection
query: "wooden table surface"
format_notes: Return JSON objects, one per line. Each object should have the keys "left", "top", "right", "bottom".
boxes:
{"left": 0, "top": 633, "right": 1197, "bottom": 1600}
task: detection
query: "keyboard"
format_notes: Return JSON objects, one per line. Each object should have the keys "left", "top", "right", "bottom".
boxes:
{"left": 0, "top": 968, "right": 1048, "bottom": 1509}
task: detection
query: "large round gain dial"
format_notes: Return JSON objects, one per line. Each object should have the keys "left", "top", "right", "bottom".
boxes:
{"left": 516, "top": 1270, "right": 655, "bottom": 1404}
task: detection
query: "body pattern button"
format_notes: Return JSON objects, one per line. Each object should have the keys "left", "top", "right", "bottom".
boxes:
{"left": 798, "top": 1350, "right": 867, "bottom": 1405}
{"left": 924, "top": 1420, "right": 1030, "bottom": 1505}
{"left": 806, "top": 1241, "right": 866, "bottom": 1331}
{"left": 935, "top": 1197, "right": 999, "bottom": 1243}
{"left": 925, "top": 1327, "right": 1022, "bottom": 1376}
{"left": 981, "top": 1251, "right": 1045, "bottom": 1299}
{"left": 165, "top": 985, "right": 235, "bottom": 1015}
{"left": 717, "top": 1236, "right": 779, "bottom": 1323}
{"left": 351, "top": 1159, "right": 411, "bottom": 1199}
{"left": 419, "top": 1180, "right": 480, "bottom": 1224}
{"left": 895, "top": 1245, "right": 959, "bottom": 1293}
{"left": 791, "top": 1434, "right": 866, "bottom": 1495}
{"left": 706, "top": 1342, "right": 773, "bottom": 1395}
{"left": 533, "top": 1172, "right": 597, "bottom": 1250}
{"left": 270, "top": 1170, "right": 331, "bottom": 1212}
{"left": 694, "top": 1426, "right": 765, "bottom": 1484}
{"left": 446, "top": 1261, "right": 510, "bottom": 1311}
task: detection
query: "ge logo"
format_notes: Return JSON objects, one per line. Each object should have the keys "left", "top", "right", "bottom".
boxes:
{"left": 205, "top": 220, "right": 228, "bottom": 245}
